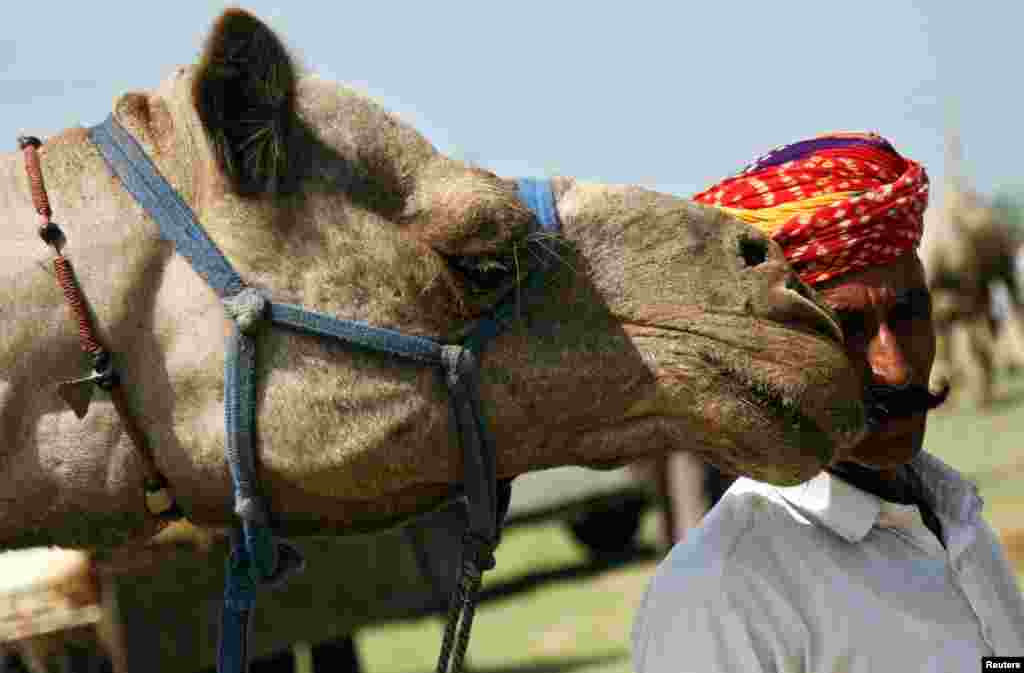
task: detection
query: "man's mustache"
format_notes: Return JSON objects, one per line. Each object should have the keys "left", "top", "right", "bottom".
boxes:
{"left": 864, "top": 381, "right": 950, "bottom": 431}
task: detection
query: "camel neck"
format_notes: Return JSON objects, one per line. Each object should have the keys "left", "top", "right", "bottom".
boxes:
{"left": 0, "top": 148, "right": 36, "bottom": 223}
{"left": 0, "top": 128, "right": 95, "bottom": 233}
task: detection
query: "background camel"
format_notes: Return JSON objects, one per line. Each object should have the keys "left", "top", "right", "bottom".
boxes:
{"left": 920, "top": 132, "right": 1024, "bottom": 407}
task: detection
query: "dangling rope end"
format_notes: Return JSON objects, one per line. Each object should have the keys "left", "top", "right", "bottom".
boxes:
{"left": 462, "top": 532, "right": 497, "bottom": 573}
{"left": 144, "top": 476, "right": 184, "bottom": 521}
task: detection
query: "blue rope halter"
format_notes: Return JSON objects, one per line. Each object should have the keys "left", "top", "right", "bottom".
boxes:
{"left": 89, "top": 115, "right": 562, "bottom": 673}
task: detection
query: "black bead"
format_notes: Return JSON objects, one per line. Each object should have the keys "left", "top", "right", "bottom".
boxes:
{"left": 38, "top": 221, "right": 64, "bottom": 246}
{"left": 92, "top": 350, "right": 112, "bottom": 372}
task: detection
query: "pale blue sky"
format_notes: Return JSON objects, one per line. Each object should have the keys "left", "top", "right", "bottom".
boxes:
{"left": 0, "top": 2, "right": 1017, "bottom": 202}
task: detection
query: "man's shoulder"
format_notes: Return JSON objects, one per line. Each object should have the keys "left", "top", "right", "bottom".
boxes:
{"left": 657, "top": 478, "right": 815, "bottom": 583}
{"left": 634, "top": 479, "right": 819, "bottom": 658}
{"left": 911, "top": 451, "right": 984, "bottom": 521}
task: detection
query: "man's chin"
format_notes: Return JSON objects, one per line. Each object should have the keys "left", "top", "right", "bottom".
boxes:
{"left": 875, "top": 415, "right": 926, "bottom": 441}
{"left": 839, "top": 414, "right": 926, "bottom": 468}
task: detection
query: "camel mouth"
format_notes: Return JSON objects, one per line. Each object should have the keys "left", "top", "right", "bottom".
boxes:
{"left": 710, "top": 345, "right": 868, "bottom": 466}
{"left": 619, "top": 318, "right": 866, "bottom": 482}
{"left": 712, "top": 353, "right": 836, "bottom": 463}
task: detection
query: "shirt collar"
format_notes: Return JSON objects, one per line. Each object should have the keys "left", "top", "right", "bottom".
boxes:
{"left": 771, "top": 451, "right": 983, "bottom": 543}
{"left": 776, "top": 470, "right": 879, "bottom": 542}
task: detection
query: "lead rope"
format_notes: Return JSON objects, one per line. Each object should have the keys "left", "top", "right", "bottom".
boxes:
{"left": 18, "top": 136, "right": 181, "bottom": 521}
{"left": 434, "top": 342, "right": 503, "bottom": 673}
{"left": 435, "top": 543, "right": 491, "bottom": 673}
{"left": 435, "top": 178, "right": 561, "bottom": 673}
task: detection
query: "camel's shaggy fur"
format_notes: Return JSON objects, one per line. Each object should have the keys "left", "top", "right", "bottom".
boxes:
{"left": 0, "top": 9, "right": 866, "bottom": 549}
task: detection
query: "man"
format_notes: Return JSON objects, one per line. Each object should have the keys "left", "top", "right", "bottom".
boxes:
{"left": 632, "top": 133, "right": 1024, "bottom": 672}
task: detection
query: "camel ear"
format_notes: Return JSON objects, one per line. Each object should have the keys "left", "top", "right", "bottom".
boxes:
{"left": 193, "top": 9, "right": 297, "bottom": 195}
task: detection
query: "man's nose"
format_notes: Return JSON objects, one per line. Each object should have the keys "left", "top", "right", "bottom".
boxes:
{"left": 867, "top": 322, "right": 913, "bottom": 386}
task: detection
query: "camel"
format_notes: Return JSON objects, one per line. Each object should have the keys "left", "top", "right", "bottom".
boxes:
{"left": 0, "top": 8, "right": 868, "bottom": 555}
{"left": 920, "top": 132, "right": 1024, "bottom": 407}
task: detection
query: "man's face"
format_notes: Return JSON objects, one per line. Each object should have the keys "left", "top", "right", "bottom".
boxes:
{"left": 816, "top": 252, "right": 936, "bottom": 468}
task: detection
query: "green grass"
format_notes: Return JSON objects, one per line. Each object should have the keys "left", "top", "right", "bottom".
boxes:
{"left": 350, "top": 374, "right": 1024, "bottom": 673}
{"left": 356, "top": 518, "right": 657, "bottom": 673}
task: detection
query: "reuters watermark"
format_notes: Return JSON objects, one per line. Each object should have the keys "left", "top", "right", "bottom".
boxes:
{"left": 984, "top": 657, "right": 1024, "bottom": 671}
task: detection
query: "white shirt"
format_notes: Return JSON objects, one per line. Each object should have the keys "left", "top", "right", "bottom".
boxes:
{"left": 632, "top": 452, "right": 1024, "bottom": 673}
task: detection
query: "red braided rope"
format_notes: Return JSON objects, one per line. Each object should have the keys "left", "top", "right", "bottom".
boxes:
{"left": 20, "top": 138, "right": 104, "bottom": 356}
{"left": 19, "top": 135, "right": 180, "bottom": 519}
{"left": 21, "top": 142, "right": 52, "bottom": 220}
{"left": 53, "top": 256, "right": 103, "bottom": 355}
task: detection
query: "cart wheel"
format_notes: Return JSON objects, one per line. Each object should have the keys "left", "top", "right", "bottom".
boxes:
{"left": 567, "top": 495, "right": 646, "bottom": 558}
{"left": 311, "top": 635, "right": 361, "bottom": 673}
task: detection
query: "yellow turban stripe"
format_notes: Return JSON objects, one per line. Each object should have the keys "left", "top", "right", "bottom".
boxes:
{"left": 714, "top": 192, "right": 862, "bottom": 237}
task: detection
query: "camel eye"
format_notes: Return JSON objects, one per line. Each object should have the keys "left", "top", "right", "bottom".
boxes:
{"left": 739, "top": 237, "right": 768, "bottom": 268}
{"left": 447, "top": 255, "right": 515, "bottom": 292}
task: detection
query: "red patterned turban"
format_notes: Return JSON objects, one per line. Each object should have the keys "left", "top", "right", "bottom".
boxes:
{"left": 693, "top": 132, "right": 929, "bottom": 286}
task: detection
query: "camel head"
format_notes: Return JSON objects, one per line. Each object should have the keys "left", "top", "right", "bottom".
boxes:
{"left": 0, "top": 9, "right": 866, "bottom": 547}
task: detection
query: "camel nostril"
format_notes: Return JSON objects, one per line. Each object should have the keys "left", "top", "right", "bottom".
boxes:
{"left": 766, "top": 275, "right": 845, "bottom": 345}
{"left": 739, "top": 237, "right": 768, "bottom": 268}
